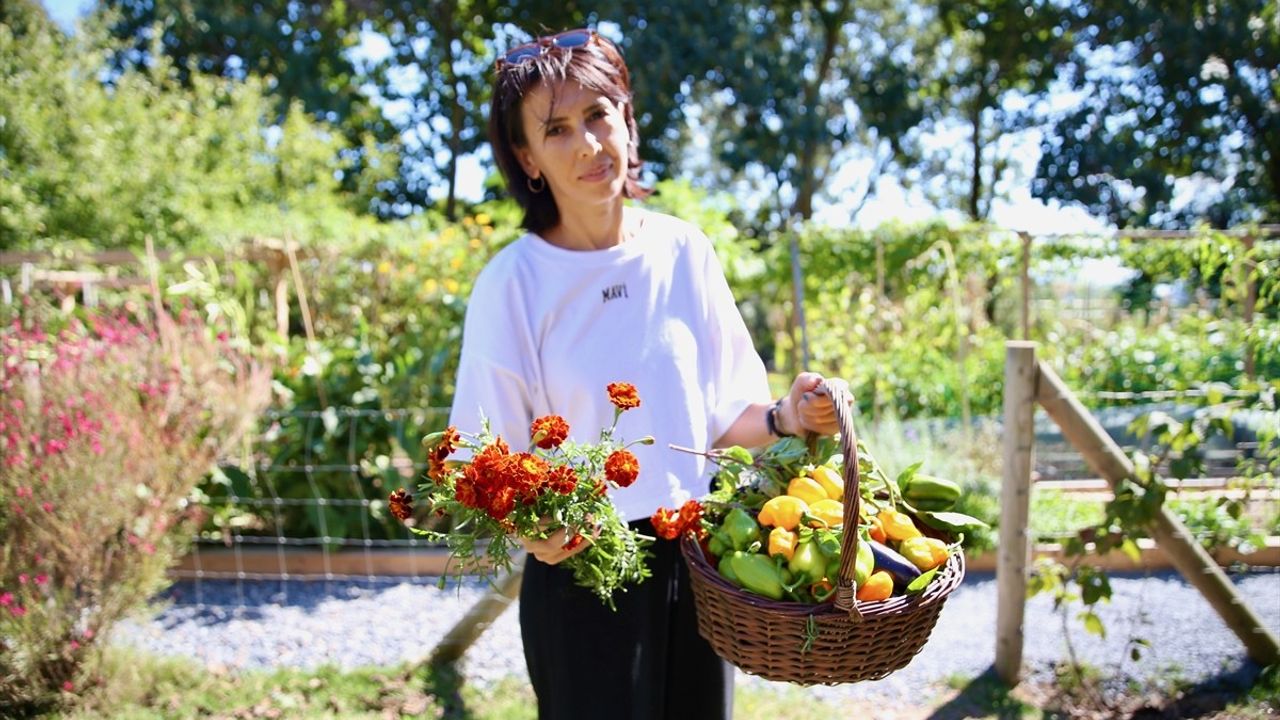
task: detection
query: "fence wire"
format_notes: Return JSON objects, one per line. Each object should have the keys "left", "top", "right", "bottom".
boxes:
{"left": 169, "top": 398, "right": 1276, "bottom": 610}
{"left": 177, "top": 406, "right": 451, "bottom": 608}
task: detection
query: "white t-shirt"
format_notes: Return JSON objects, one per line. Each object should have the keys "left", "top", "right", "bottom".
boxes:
{"left": 448, "top": 208, "right": 771, "bottom": 520}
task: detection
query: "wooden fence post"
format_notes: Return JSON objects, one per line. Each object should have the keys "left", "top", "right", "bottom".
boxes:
{"left": 1035, "top": 361, "right": 1280, "bottom": 666}
{"left": 996, "top": 341, "right": 1038, "bottom": 684}
{"left": 428, "top": 557, "right": 525, "bottom": 666}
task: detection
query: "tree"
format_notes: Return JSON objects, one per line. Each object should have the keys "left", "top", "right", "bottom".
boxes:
{"left": 0, "top": 8, "right": 374, "bottom": 250}
{"left": 358, "top": 2, "right": 587, "bottom": 218}
{"left": 1033, "top": 0, "right": 1279, "bottom": 228}
{"left": 924, "top": 0, "right": 1075, "bottom": 220}
{"left": 98, "top": 0, "right": 396, "bottom": 212}
{"left": 687, "top": 0, "right": 935, "bottom": 226}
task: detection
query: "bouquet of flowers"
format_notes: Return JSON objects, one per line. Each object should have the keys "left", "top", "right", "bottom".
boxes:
{"left": 390, "top": 382, "right": 654, "bottom": 608}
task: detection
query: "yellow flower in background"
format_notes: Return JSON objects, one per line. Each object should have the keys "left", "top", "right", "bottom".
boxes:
{"left": 422, "top": 278, "right": 439, "bottom": 295}
{"left": 377, "top": 260, "right": 392, "bottom": 274}
{"left": 444, "top": 279, "right": 460, "bottom": 294}
{"left": 441, "top": 226, "right": 456, "bottom": 240}
{"left": 469, "top": 238, "right": 482, "bottom": 250}
{"left": 475, "top": 212, "right": 491, "bottom": 226}
{"left": 450, "top": 257, "right": 463, "bottom": 270}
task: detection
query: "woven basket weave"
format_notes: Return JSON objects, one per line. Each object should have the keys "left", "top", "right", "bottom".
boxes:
{"left": 680, "top": 379, "right": 966, "bottom": 685}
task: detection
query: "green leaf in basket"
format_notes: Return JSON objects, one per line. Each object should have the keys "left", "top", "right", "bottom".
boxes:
{"left": 895, "top": 461, "right": 924, "bottom": 488}
{"left": 800, "top": 614, "right": 818, "bottom": 655}
{"left": 916, "top": 510, "right": 990, "bottom": 535}
{"left": 905, "top": 567, "right": 939, "bottom": 594}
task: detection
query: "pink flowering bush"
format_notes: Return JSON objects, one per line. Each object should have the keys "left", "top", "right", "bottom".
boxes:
{"left": 0, "top": 302, "right": 271, "bottom": 713}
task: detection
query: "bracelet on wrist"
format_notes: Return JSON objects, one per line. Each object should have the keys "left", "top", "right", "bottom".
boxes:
{"left": 766, "top": 398, "right": 794, "bottom": 438}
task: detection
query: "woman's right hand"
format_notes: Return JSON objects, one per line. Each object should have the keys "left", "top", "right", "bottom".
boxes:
{"left": 520, "top": 524, "right": 595, "bottom": 565}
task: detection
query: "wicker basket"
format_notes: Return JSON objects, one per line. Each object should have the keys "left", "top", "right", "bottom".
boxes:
{"left": 680, "top": 380, "right": 966, "bottom": 685}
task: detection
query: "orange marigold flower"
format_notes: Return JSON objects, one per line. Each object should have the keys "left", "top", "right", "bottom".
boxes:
{"left": 471, "top": 438, "right": 510, "bottom": 475}
{"left": 486, "top": 485, "right": 516, "bottom": 521}
{"left": 388, "top": 488, "right": 414, "bottom": 521}
{"left": 650, "top": 507, "right": 682, "bottom": 540}
{"left": 606, "top": 382, "right": 641, "bottom": 411}
{"left": 678, "top": 499, "right": 706, "bottom": 539}
{"left": 604, "top": 449, "right": 640, "bottom": 488}
{"left": 505, "top": 452, "right": 551, "bottom": 502}
{"left": 547, "top": 464, "right": 578, "bottom": 494}
{"left": 439, "top": 426, "right": 460, "bottom": 454}
{"left": 428, "top": 426, "right": 462, "bottom": 477}
{"left": 455, "top": 468, "right": 483, "bottom": 510}
{"left": 530, "top": 415, "right": 570, "bottom": 449}
{"left": 562, "top": 533, "right": 587, "bottom": 552}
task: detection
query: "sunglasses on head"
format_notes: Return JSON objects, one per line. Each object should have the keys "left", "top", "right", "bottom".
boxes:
{"left": 497, "top": 28, "right": 598, "bottom": 68}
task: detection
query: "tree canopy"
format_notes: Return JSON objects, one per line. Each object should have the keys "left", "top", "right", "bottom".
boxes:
{"left": 1033, "top": 0, "right": 1279, "bottom": 228}
{"left": 9, "top": 0, "right": 1274, "bottom": 233}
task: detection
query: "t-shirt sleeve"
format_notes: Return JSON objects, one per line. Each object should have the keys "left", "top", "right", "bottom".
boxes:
{"left": 447, "top": 262, "right": 536, "bottom": 449}
{"left": 697, "top": 232, "right": 772, "bottom": 442}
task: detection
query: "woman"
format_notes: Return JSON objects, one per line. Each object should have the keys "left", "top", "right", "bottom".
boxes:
{"left": 449, "top": 27, "right": 845, "bottom": 719}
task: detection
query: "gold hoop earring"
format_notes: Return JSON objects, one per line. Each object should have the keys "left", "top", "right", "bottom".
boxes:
{"left": 526, "top": 175, "right": 546, "bottom": 193}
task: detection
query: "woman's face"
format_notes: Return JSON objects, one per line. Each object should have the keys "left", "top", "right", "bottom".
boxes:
{"left": 515, "top": 80, "right": 631, "bottom": 215}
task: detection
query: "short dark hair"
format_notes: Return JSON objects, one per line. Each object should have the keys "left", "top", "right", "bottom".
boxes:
{"left": 488, "top": 32, "right": 651, "bottom": 234}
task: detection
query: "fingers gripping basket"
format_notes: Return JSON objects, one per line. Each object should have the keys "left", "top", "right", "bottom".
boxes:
{"left": 679, "top": 380, "right": 966, "bottom": 685}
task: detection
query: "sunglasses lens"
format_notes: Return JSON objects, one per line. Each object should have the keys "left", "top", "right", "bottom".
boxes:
{"left": 502, "top": 45, "right": 542, "bottom": 65}
{"left": 552, "top": 29, "right": 593, "bottom": 49}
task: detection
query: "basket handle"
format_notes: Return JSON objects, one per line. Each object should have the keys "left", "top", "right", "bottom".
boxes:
{"left": 818, "top": 379, "right": 864, "bottom": 619}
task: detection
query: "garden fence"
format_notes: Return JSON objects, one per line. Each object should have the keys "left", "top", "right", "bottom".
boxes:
{"left": 160, "top": 389, "right": 1276, "bottom": 611}
{"left": 2, "top": 228, "right": 1276, "bottom": 610}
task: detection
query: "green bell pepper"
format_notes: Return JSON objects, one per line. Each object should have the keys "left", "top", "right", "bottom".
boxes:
{"left": 729, "top": 552, "right": 785, "bottom": 600}
{"left": 721, "top": 507, "right": 763, "bottom": 552}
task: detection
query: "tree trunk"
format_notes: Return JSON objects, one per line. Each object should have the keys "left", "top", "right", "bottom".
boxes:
{"left": 968, "top": 82, "right": 986, "bottom": 221}
{"left": 791, "top": 2, "right": 847, "bottom": 221}
{"left": 440, "top": 3, "right": 460, "bottom": 220}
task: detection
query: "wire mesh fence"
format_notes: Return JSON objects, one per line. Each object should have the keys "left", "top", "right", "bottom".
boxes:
{"left": 176, "top": 406, "right": 452, "bottom": 608}
{"left": 167, "top": 389, "right": 1278, "bottom": 611}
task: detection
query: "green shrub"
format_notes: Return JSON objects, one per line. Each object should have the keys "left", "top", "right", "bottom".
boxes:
{"left": 0, "top": 11, "right": 393, "bottom": 252}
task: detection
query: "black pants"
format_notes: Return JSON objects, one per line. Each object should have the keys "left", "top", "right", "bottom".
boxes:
{"left": 520, "top": 519, "right": 733, "bottom": 720}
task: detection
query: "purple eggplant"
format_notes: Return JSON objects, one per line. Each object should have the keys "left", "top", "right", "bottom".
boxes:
{"left": 868, "top": 539, "right": 922, "bottom": 584}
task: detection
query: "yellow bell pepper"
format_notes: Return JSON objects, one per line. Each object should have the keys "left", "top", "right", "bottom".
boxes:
{"left": 786, "top": 476, "right": 828, "bottom": 506}
{"left": 810, "top": 464, "right": 844, "bottom": 501}
{"left": 767, "top": 527, "right": 798, "bottom": 560}
{"left": 806, "top": 498, "right": 845, "bottom": 528}
{"left": 757, "top": 495, "right": 807, "bottom": 531}
{"left": 877, "top": 509, "right": 922, "bottom": 541}
{"left": 899, "top": 536, "right": 948, "bottom": 571}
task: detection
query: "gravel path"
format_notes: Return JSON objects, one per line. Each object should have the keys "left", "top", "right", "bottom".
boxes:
{"left": 114, "top": 568, "right": 1280, "bottom": 703}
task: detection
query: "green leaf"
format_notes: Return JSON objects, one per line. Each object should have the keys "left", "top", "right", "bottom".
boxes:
{"left": 916, "top": 510, "right": 990, "bottom": 534}
{"left": 1120, "top": 538, "right": 1142, "bottom": 564}
{"left": 1079, "top": 568, "right": 1112, "bottom": 606}
{"left": 896, "top": 461, "right": 924, "bottom": 486}
{"left": 1079, "top": 610, "right": 1106, "bottom": 638}
{"left": 906, "top": 567, "right": 939, "bottom": 594}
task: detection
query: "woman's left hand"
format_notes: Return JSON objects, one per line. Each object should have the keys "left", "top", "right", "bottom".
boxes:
{"left": 781, "top": 372, "right": 849, "bottom": 436}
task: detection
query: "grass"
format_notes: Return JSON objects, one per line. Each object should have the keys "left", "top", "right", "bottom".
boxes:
{"left": 934, "top": 671, "right": 1049, "bottom": 719}
{"left": 40, "top": 648, "right": 873, "bottom": 720}
{"left": 34, "top": 646, "right": 1280, "bottom": 719}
